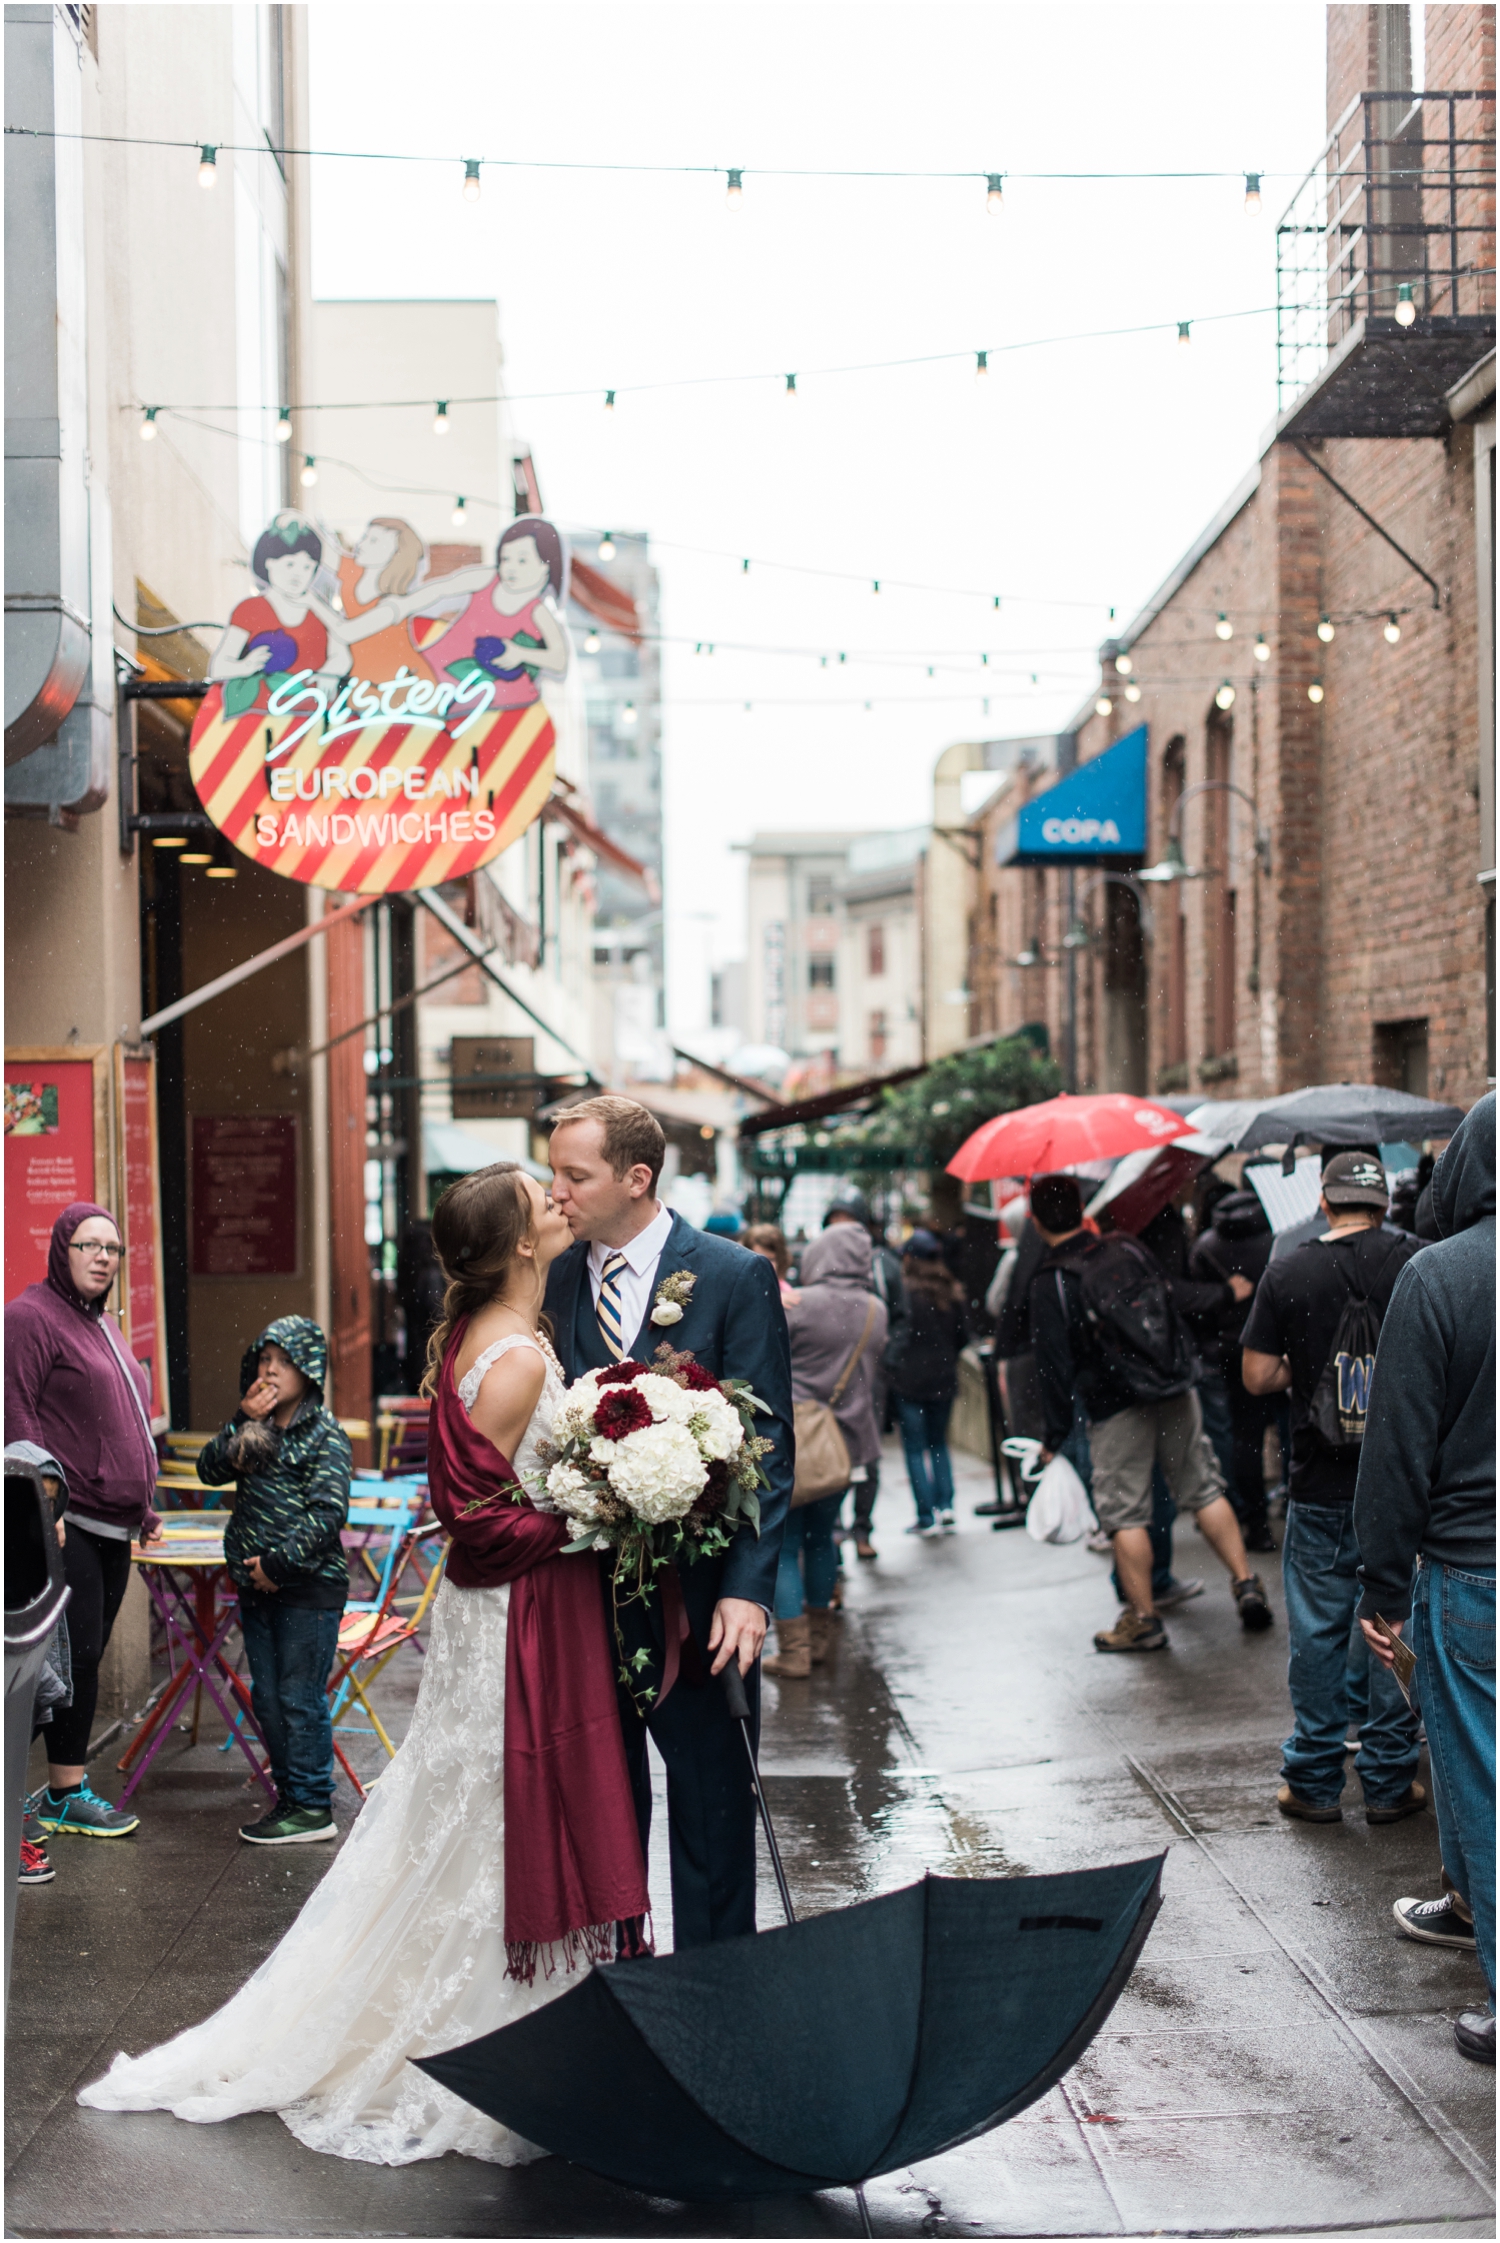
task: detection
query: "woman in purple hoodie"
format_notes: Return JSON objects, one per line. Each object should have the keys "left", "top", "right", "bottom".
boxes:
{"left": 5, "top": 1203, "right": 160, "bottom": 1838}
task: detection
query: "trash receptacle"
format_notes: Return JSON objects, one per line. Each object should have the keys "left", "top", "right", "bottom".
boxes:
{"left": 5, "top": 1459, "right": 69, "bottom": 2010}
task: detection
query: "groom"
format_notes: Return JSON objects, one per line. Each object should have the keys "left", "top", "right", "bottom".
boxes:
{"left": 545, "top": 1095, "right": 793, "bottom": 1947}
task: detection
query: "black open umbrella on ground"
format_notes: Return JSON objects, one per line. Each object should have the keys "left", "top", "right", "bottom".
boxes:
{"left": 416, "top": 1675, "right": 1164, "bottom": 2213}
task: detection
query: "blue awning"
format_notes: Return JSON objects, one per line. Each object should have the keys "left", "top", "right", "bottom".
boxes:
{"left": 996, "top": 725, "right": 1147, "bottom": 866}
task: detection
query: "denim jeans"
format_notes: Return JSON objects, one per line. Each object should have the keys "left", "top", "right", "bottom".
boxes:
{"left": 1411, "top": 1559, "right": 1495, "bottom": 2001}
{"left": 239, "top": 1599, "right": 341, "bottom": 1810}
{"left": 774, "top": 1494, "right": 843, "bottom": 1618}
{"left": 896, "top": 1395, "right": 956, "bottom": 1524}
{"left": 1281, "top": 1502, "right": 1419, "bottom": 1809}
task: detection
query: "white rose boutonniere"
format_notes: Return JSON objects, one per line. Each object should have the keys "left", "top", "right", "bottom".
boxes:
{"left": 650, "top": 1269, "right": 697, "bottom": 1328}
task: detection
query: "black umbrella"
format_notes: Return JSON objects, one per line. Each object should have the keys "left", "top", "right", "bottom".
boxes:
{"left": 1211, "top": 1083, "right": 1464, "bottom": 1157}
{"left": 415, "top": 1669, "right": 1164, "bottom": 2212}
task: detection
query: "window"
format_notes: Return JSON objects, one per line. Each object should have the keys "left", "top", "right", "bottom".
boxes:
{"left": 808, "top": 956, "right": 835, "bottom": 989}
{"left": 1374, "top": 1018, "right": 1430, "bottom": 1097}
{"left": 1162, "top": 738, "right": 1187, "bottom": 1068}
{"left": 1206, "top": 716, "right": 1236, "bottom": 1059}
{"left": 867, "top": 922, "right": 886, "bottom": 976}
{"left": 869, "top": 1009, "right": 888, "bottom": 1063}
{"left": 806, "top": 877, "right": 836, "bottom": 916}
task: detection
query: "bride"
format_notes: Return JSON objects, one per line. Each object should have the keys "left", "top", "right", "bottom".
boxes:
{"left": 80, "top": 1164, "right": 650, "bottom": 2166}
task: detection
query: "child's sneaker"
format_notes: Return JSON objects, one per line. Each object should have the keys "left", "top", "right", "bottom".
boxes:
{"left": 37, "top": 1782, "right": 139, "bottom": 1838}
{"left": 239, "top": 1803, "right": 337, "bottom": 1846}
{"left": 19, "top": 1837, "right": 55, "bottom": 1884}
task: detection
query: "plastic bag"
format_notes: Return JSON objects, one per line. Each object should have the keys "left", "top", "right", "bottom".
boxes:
{"left": 1023, "top": 1451, "right": 1094, "bottom": 1545}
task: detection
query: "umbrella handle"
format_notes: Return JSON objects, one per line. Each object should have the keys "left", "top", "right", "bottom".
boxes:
{"left": 720, "top": 1661, "right": 797, "bottom": 1928}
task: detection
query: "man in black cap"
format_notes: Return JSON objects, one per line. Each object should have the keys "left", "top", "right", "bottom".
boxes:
{"left": 1243, "top": 1151, "right": 1423, "bottom": 1825}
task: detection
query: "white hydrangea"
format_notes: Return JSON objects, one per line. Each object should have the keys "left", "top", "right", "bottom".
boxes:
{"left": 552, "top": 1372, "right": 606, "bottom": 1444}
{"left": 545, "top": 1461, "right": 600, "bottom": 1520}
{"left": 688, "top": 1388, "right": 744, "bottom": 1460}
{"left": 633, "top": 1373, "right": 697, "bottom": 1425}
{"left": 604, "top": 1419, "right": 708, "bottom": 1524}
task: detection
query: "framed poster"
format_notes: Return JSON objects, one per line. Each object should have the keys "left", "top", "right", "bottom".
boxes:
{"left": 4, "top": 1046, "right": 111, "bottom": 1303}
{"left": 115, "top": 1046, "right": 171, "bottom": 1430}
{"left": 191, "top": 1115, "right": 299, "bottom": 1277}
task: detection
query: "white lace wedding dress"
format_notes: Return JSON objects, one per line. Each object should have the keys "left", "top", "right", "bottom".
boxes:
{"left": 79, "top": 1331, "right": 584, "bottom": 2168}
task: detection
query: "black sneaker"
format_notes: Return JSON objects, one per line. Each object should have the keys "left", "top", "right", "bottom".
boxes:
{"left": 1393, "top": 1893, "right": 1476, "bottom": 1948}
{"left": 1454, "top": 2011, "right": 1495, "bottom": 2066}
{"left": 239, "top": 1804, "right": 336, "bottom": 1846}
{"left": 1233, "top": 1574, "right": 1274, "bottom": 1631}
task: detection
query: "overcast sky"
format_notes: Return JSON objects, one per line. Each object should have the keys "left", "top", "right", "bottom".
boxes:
{"left": 309, "top": 2, "right": 1327, "bottom": 1033}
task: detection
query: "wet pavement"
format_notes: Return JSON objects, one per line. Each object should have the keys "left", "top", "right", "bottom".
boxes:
{"left": 7, "top": 1440, "right": 1495, "bottom": 2237}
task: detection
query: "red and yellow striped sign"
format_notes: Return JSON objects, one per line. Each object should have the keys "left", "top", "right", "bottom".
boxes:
{"left": 187, "top": 688, "right": 555, "bottom": 894}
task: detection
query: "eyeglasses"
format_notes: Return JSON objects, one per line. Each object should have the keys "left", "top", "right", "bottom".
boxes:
{"left": 69, "top": 1240, "right": 125, "bottom": 1262}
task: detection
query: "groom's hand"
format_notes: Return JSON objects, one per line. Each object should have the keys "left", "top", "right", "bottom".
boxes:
{"left": 707, "top": 1597, "right": 767, "bottom": 1677}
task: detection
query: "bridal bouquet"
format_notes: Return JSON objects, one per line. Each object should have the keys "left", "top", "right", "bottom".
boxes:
{"left": 537, "top": 1345, "right": 771, "bottom": 1578}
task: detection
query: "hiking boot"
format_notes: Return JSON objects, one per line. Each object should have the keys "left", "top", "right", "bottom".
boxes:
{"left": 18, "top": 1838, "right": 55, "bottom": 1885}
{"left": 1277, "top": 1783, "right": 1342, "bottom": 1823}
{"left": 1155, "top": 1576, "right": 1205, "bottom": 1610}
{"left": 37, "top": 1783, "right": 139, "bottom": 1839}
{"left": 1094, "top": 1609, "right": 1167, "bottom": 1654}
{"left": 1393, "top": 1892, "right": 1475, "bottom": 1948}
{"left": 854, "top": 1533, "right": 877, "bottom": 1561}
{"left": 1454, "top": 2011, "right": 1495, "bottom": 2065}
{"left": 1233, "top": 1574, "right": 1274, "bottom": 1632}
{"left": 807, "top": 1608, "right": 835, "bottom": 1666}
{"left": 763, "top": 1614, "right": 811, "bottom": 1679}
{"left": 1366, "top": 1781, "right": 1427, "bottom": 1825}
{"left": 239, "top": 1803, "right": 336, "bottom": 1846}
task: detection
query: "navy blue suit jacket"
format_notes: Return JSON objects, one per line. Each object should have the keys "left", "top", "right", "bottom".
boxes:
{"left": 543, "top": 1212, "right": 792, "bottom": 1611}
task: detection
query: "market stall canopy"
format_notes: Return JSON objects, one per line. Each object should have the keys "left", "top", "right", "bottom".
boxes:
{"left": 1086, "top": 1133, "right": 1228, "bottom": 1235}
{"left": 995, "top": 726, "right": 1146, "bottom": 867}
{"left": 424, "top": 1122, "right": 548, "bottom": 1180}
{"left": 948, "top": 1092, "right": 1192, "bottom": 1182}
{"left": 1186, "top": 1084, "right": 1465, "bottom": 1155}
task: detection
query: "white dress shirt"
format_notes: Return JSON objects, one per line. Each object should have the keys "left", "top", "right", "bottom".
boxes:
{"left": 587, "top": 1202, "right": 676, "bottom": 1355}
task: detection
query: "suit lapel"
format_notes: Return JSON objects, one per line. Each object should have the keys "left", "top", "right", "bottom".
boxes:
{"left": 627, "top": 1210, "right": 699, "bottom": 1360}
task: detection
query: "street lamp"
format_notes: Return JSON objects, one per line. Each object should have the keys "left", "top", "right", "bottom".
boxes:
{"left": 1139, "top": 778, "right": 1271, "bottom": 884}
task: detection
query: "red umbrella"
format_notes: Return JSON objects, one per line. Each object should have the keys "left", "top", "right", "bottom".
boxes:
{"left": 947, "top": 1092, "right": 1195, "bottom": 1183}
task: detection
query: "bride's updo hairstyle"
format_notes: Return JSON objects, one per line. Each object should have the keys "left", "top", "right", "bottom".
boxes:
{"left": 421, "top": 1162, "right": 536, "bottom": 1397}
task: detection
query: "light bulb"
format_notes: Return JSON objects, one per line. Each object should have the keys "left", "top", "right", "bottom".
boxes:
{"left": 151, "top": 834, "right": 188, "bottom": 849}
{"left": 785, "top": 373, "right": 797, "bottom": 398}
{"left": 1253, "top": 633, "right": 1270, "bottom": 662}
{"left": 975, "top": 350, "right": 989, "bottom": 379}
{"left": 1308, "top": 680, "right": 1325, "bottom": 704}
{"left": 597, "top": 533, "right": 616, "bottom": 562}
{"left": 275, "top": 407, "right": 292, "bottom": 443}
{"left": 180, "top": 850, "right": 212, "bottom": 865}
{"left": 139, "top": 407, "right": 159, "bottom": 442}
{"left": 1215, "top": 613, "right": 1233, "bottom": 641}
{"left": 1395, "top": 283, "right": 1416, "bottom": 327}
{"left": 1215, "top": 681, "right": 1236, "bottom": 710}
{"left": 451, "top": 498, "right": 468, "bottom": 528}
{"left": 1384, "top": 614, "right": 1402, "bottom": 644}
{"left": 1317, "top": 614, "right": 1336, "bottom": 643}
{"left": 1095, "top": 695, "right": 1112, "bottom": 716}
{"left": 462, "top": 159, "right": 481, "bottom": 204}
{"left": 205, "top": 863, "right": 237, "bottom": 879}
{"left": 198, "top": 144, "right": 218, "bottom": 188}
{"left": 620, "top": 702, "right": 638, "bottom": 729}
{"left": 604, "top": 389, "right": 616, "bottom": 412}
{"left": 583, "top": 631, "right": 602, "bottom": 655}
{"left": 1114, "top": 652, "right": 1132, "bottom": 675}
{"left": 986, "top": 173, "right": 1004, "bottom": 212}
{"left": 1124, "top": 682, "right": 1142, "bottom": 703}
{"left": 726, "top": 168, "right": 743, "bottom": 206}
{"left": 433, "top": 401, "right": 450, "bottom": 436}
{"left": 1243, "top": 172, "right": 1261, "bottom": 212}
{"left": 1177, "top": 321, "right": 1191, "bottom": 346}
{"left": 300, "top": 455, "right": 318, "bottom": 487}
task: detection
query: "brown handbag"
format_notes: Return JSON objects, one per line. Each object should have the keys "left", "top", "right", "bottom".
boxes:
{"left": 791, "top": 1299, "right": 878, "bottom": 1507}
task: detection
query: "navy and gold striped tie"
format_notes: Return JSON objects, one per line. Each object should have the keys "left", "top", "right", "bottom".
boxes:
{"left": 596, "top": 1250, "right": 629, "bottom": 1360}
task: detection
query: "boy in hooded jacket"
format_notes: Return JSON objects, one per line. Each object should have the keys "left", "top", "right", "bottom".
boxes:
{"left": 199, "top": 1317, "right": 351, "bottom": 1845}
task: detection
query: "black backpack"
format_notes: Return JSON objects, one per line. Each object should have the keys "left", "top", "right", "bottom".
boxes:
{"left": 1054, "top": 1234, "right": 1197, "bottom": 1403}
{"left": 1307, "top": 1234, "right": 1407, "bottom": 1452}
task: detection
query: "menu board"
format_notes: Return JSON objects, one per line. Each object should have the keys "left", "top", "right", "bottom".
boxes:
{"left": 191, "top": 1115, "right": 299, "bottom": 1276}
{"left": 4, "top": 1049, "right": 108, "bottom": 1302}
{"left": 116, "top": 1047, "right": 169, "bottom": 1424}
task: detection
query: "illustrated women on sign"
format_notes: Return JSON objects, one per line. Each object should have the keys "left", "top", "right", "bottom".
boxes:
{"left": 375, "top": 516, "right": 570, "bottom": 709}
{"left": 209, "top": 515, "right": 387, "bottom": 717}
{"left": 335, "top": 518, "right": 438, "bottom": 690}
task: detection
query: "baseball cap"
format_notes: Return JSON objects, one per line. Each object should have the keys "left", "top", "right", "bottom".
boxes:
{"left": 823, "top": 1190, "right": 872, "bottom": 1227}
{"left": 1322, "top": 1150, "right": 1389, "bottom": 1209}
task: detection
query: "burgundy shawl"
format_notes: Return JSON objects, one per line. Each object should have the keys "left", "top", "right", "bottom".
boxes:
{"left": 425, "top": 1322, "right": 649, "bottom": 1976}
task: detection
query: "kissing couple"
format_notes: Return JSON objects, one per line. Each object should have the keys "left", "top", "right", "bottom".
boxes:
{"left": 80, "top": 1097, "right": 794, "bottom": 2166}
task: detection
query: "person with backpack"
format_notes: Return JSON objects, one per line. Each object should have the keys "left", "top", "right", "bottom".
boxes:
{"left": 1241, "top": 1151, "right": 1423, "bottom": 1826}
{"left": 1027, "top": 1173, "right": 1272, "bottom": 1654}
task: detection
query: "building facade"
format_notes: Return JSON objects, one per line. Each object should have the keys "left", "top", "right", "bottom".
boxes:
{"left": 740, "top": 827, "right": 926, "bottom": 1073}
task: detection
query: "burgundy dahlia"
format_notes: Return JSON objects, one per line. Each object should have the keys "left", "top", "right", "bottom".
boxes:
{"left": 594, "top": 1386, "right": 653, "bottom": 1440}
{"left": 595, "top": 1359, "right": 650, "bottom": 1387}
{"left": 675, "top": 1361, "right": 722, "bottom": 1393}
